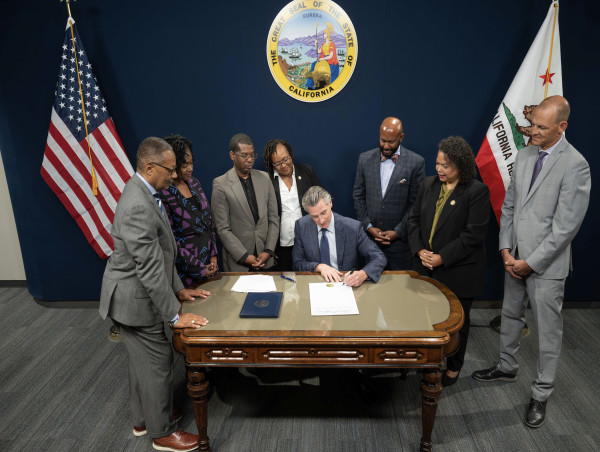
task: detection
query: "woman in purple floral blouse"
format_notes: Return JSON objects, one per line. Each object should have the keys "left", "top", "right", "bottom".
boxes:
{"left": 160, "top": 134, "right": 218, "bottom": 287}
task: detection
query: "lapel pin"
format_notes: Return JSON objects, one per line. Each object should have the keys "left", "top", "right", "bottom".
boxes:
{"left": 298, "top": 176, "right": 302, "bottom": 180}
{"left": 450, "top": 200, "right": 456, "bottom": 206}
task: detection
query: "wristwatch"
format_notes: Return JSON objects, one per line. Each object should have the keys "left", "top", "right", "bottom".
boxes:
{"left": 168, "top": 313, "right": 180, "bottom": 328}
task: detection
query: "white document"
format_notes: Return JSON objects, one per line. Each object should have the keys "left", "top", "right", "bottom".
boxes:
{"left": 231, "top": 275, "right": 277, "bottom": 293}
{"left": 309, "top": 282, "right": 359, "bottom": 316}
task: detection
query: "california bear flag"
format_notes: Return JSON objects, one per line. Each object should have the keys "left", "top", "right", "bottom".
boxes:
{"left": 476, "top": 1, "right": 562, "bottom": 222}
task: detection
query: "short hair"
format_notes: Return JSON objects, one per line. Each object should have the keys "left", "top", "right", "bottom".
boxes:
{"left": 438, "top": 136, "right": 477, "bottom": 185}
{"left": 163, "top": 134, "right": 193, "bottom": 177}
{"left": 263, "top": 139, "right": 294, "bottom": 176}
{"left": 136, "top": 137, "right": 172, "bottom": 171}
{"left": 229, "top": 133, "right": 253, "bottom": 153}
{"left": 302, "top": 186, "right": 331, "bottom": 211}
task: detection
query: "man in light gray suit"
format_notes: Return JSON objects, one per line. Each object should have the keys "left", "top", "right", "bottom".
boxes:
{"left": 353, "top": 117, "right": 425, "bottom": 270}
{"left": 100, "top": 137, "right": 211, "bottom": 452}
{"left": 293, "top": 186, "right": 387, "bottom": 287}
{"left": 472, "top": 96, "right": 591, "bottom": 428}
{"left": 212, "top": 133, "right": 279, "bottom": 271}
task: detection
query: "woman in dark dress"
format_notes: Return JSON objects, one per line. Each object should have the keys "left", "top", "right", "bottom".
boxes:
{"left": 263, "top": 139, "right": 321, "bottom": 271}
{"left": 408, "top": 136, "right": 491, "bottom": 387}
{"left": 160, "top": 134, "right": 218, "bottom": 287}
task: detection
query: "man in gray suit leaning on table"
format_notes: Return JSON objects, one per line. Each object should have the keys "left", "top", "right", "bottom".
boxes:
{"left": 212, "top": 133, "right": 280, "bottom": 272}
{"left": 100, "top": 137, "right": 211, "bottom": 452}
{"left": 293, "top": 186, "right": 387, "bottom": 287}
{"left": 353, "top": 117, "right": 425, "bottom": 270}
{"left": 472, "top": 96, "right": 591, "bottom": 429}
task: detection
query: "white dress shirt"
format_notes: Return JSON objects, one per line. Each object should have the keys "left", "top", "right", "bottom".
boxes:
{"left": 538, "top": 134, "right": 563, "bottom": 165}
{"left": 276, "top": 166, "right": 302, "bottom": 247}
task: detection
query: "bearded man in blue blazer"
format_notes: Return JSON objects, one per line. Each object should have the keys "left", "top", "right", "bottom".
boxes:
{"left": 293, "top": 186, "right": 386, "bottom": 287}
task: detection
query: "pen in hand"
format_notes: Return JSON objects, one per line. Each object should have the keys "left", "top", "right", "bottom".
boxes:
{"left": 342, "top": 269, "right": 355, "bottom": 286}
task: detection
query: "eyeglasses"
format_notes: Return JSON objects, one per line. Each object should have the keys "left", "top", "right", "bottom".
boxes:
{"left": 273, "top": 156, "right": 292, "bottom": 169}
{"left": 151, "top": 162, "right": 177, "bottom": 175}
{"left": 234, "top": 152, "right": 258, "bottom": 160}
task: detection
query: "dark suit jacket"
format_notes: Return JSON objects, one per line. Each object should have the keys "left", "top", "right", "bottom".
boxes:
{"left": 407, "top": 176, "right": 490, "bottom": 298}
{"left": 292, "top": 212, "right": 387, "bottom": 282}
{"left": 99, "top": 174, "right": 183, "bottom": 326}
{"left": 353, "top": 146, "right": 425, "bottom": 252}
{"left": 270, "top": 162, "right": 321, "bottom": 218}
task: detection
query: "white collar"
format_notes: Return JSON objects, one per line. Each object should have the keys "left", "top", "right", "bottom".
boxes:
{"left": 136, "top": 172, "right": 158, "bottom": 196}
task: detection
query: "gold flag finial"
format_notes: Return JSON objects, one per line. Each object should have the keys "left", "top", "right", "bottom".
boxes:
{"left": 60, "top": 0, "right": 75, "bottom": 18}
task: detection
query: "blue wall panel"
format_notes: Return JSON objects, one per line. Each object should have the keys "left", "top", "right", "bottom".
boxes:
{"left": 0, "top": 0, "right": 596, "bottom": 300}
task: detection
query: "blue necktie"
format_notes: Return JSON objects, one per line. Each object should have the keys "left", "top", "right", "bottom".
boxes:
{"left": 153, "top": 193, "right": 165, "bottom": 217}
{"left": 320, "top": 228, "right": 331, "bottom": 266}
{"left": 529, "top": 151, "right": 548, "bottom": 192}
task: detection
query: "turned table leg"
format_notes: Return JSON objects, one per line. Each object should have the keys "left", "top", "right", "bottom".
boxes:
{"left": 419, "top": 368, "right": 442, "bottom": 452}
{"left": 187, "top": 366, "right": 210, "bottom": 451}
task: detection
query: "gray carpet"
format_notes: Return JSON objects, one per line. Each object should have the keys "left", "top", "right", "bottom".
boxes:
{"left": 1, "top": 285, "right": 599, "bottom": 451}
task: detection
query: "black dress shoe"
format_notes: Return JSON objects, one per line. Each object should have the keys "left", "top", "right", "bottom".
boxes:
{"left": 442, "top": 371, "right": 460, "bottom": 387}
{"left": 525, "top": 398, "right": 547, "bottom": 428}
{"left": 472, "top": 365, "right": 517, "bottom": 382}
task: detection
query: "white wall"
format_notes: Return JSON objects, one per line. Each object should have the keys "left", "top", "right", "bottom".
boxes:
{"left": 0, "top": 150, "right": 26, "bottom": 280}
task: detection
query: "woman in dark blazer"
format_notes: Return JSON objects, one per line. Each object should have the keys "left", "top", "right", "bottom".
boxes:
{"left": 408, "top": 136, "right": 490, "bottom": 387}
{"left": 264, "top": 139, "right": 321, "bottom": 271}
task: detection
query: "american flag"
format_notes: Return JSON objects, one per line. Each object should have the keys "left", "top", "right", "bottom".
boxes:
{"left": 41, "top": 18, "right": 134, "bottom": 259}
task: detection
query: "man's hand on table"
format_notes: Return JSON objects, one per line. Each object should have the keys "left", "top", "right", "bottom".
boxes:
{"left": 175, "top": 313, "right": 209, "bottom": 328}
{"left": 343, "top": 270, "right": 368, "bottom": 287}
{"left": 177, "top": 288, "right": 211, "bottom": 301}
{"left": 315, "top": 263, "right": 343, "bottom": 282}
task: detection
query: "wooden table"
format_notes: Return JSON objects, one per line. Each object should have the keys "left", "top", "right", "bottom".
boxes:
{"left": 172, "top": 271, "right": 463, "bottom": 451}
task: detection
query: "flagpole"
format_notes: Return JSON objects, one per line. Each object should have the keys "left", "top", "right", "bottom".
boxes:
{"left": 60, "top": 0, "right": 99, "bottom": 196}
{"left": 61, "top": 0, "right": 74, "bottom": 18}
{"left": 544, "top": 1, "right": 559, "bottom": 99}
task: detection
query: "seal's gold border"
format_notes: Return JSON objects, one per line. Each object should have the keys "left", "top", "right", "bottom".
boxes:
{"left": 266, "top": 0, "right": 358, "bottom": 103}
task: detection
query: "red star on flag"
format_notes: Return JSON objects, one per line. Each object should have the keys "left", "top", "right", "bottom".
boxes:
{"left": 539, "top": 69, "right": 555, "bottom": 86}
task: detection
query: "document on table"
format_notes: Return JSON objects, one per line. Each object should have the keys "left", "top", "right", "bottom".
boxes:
{"left": 231, "top": 275, "right": 277, "bottom": 293}
{"left": 309, "top": 282, "right": 359, "bottom": 316}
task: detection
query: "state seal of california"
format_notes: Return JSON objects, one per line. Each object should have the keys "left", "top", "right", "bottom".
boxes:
{"left": 267, "top": 0, "right": 358, "bottom": 102}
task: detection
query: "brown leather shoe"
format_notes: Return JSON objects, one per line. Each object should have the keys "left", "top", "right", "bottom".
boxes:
{"left": 133, "top": 425, "right": 147, "bottom": 437}
{"left": 152, "top": 429, "right": 199, "bottom": 452}
{"left": 132, "top": 408, "right": 183, "bottom": 437}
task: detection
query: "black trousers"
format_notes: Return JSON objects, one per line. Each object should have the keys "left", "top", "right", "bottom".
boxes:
{"left": 446, "top": 297, "right": 473, "bottom": 372}
{"left": 274, "top": 245, "right": 294, "bottom": 271}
